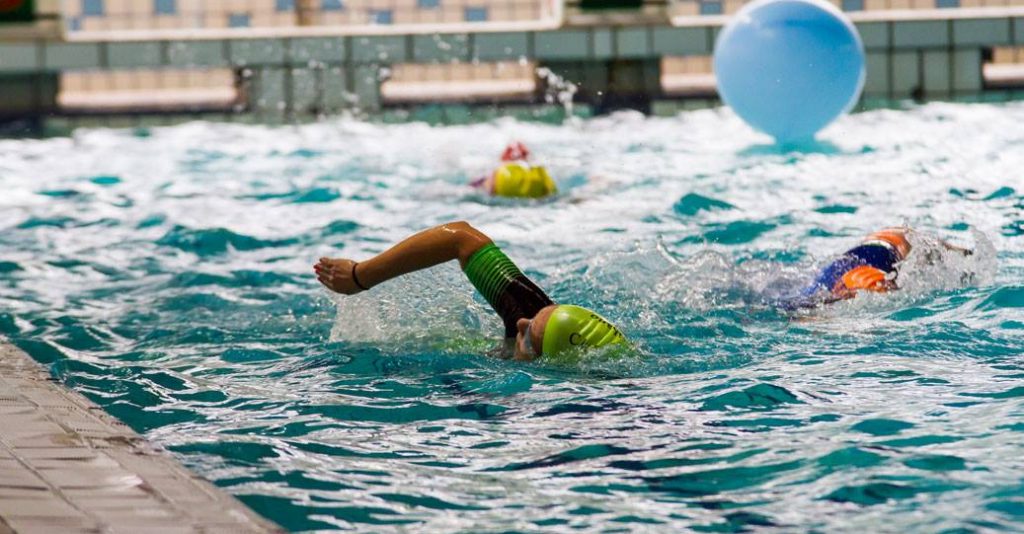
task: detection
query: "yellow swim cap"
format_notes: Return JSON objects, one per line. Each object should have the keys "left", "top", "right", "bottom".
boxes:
{"left": 493, "top": 163, "right": 557, "bottom": 198}
{"left": 541, "top": 305, "right": 626, "bottom": 358}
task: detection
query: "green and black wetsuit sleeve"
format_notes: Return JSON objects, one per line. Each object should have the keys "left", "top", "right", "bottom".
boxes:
{"left": 463, "top": 243, "right": 554, "bottom": 338}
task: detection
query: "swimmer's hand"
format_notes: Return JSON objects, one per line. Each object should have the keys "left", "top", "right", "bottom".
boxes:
{"left": 314, "top": 257, "right": 364, "bottom": 295}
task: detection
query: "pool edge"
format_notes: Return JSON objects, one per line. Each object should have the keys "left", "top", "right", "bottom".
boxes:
{"left": 0, "top": 339, "right": 284, "bottom": 533}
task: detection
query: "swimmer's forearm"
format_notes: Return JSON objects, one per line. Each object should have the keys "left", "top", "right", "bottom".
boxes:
{"left": 356, "top": 221, "right": 492, "bottom": 288}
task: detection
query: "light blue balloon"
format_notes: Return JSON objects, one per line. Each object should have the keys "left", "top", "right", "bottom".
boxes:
{"left": 713, "top": 0, "right": 866, "bottom": 142}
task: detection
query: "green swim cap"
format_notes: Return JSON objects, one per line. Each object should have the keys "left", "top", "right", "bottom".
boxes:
{"left": 541, "top": 305, "right": 626, "bottom": 358}
{"left": 493, "top": 163, "right": 557, "bottom": 198}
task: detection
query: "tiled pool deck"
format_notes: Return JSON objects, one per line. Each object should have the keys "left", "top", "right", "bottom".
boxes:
{"left": 0, "top": 341, "right": 282, "bottom": 534}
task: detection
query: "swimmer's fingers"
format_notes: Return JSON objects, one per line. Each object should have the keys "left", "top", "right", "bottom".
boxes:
{"left": 314, "top": 258, "right": 362, "bottom": 295}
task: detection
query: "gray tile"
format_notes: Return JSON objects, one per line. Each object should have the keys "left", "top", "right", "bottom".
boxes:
{"left": 2, "top": 517, "right": 97, "bottom": 534}
{"left": 107, "top": 42, "right": 163, "bottom": 68}
{"left": 892, "top": 20, "right": 948, "bottom": 48}
{"left": 0, "top": 43, "right": 41, "bottom": 72}
{"left": 593, "top": 29, "right": 614, "bottom": 59}
{"left": 39, "top": 467, "right": 142, "bottom": 489}
{"left": 473, "top": 32, "right": 529, "bottom": 61}
{"left": 351, "top": 35, "right": 406, "bottom": 63}
{"left": 43, "top": 43, "right": 101, "bottom": 70}
{"left": 252, "top": 68, "right": 288, "bottom": 114}
{"left": 0, "top": 487, "right": 52, "bottom": 499}
{"left": 952, "top": 49, "right": 982, "bottom": 92}
{"left": 353, "top": 65, "right": 382, "bottom": 109}
{"left": 413, "top": 33, "right": 469, "bottom": 62}
{"left": 953, "top": 18, "right": 1011, "bottom": 46}
{"left": 891, "top": 50, "right": 920, "bottom": 97}
{"left": 616, "top": 27, "right": 650, "bottom": 58}
{"left": 856, "top": 22, "right": 889, "bottom": 49}
{"left": 289, "top": 68, "right": 320, "bottom": 115}
{"left": 652, "top": 27, "right": 710, "bottom": 55}
{"left": 291, "top": 37, "right": 345, "bottom": 64}
{"left": 70, "top": 496, "right": 166, "bottom": 511}
{"left": 923, "top": 50, "right": 950, "bottom": 94}
{"left": 534, "top": 30, "right": 589, "bottom": 59}
{"left": 231, "top": 39, "right": 287, "bottom": 66}
{"left": 322, "top": 66, "right": 349, "bottom": 112}
{"left": 864, "top": 51, "right": 890, "bottom": 97}
{"left": 167, "top": 41, "right": 227, "bottom": 67}
{"left": 0, "top": 498, "right": 83, "bottom": 518}
{"left": 13, "top": 448, "right": 96, "bottom": 460}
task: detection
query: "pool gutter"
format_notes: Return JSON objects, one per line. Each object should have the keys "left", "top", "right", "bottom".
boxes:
{"left": 0, "top": 339, "right": 283, "bottom": 533}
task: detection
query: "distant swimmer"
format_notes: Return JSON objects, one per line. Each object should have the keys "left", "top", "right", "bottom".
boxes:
{"left": 782, "top": 227, "right": 973, "bottom": 309}
{"left": 315, "top": 221, "right": 625, "bottom": 361}
{"left": 470, "top": 142, "right": 557, "bottom": 199}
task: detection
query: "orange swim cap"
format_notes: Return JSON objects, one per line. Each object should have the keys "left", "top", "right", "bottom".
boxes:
{"left": 841, "top": 265, "right": 891, "bottom": 293}
{"left": 866, "top": 228, "right": 911, "bottom": 259}
{"left": 500, "top": 142, "right": 530, "bottom": 162}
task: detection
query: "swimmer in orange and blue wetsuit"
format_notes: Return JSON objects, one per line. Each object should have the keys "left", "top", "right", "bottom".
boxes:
{"left": 783, "top": 227, "right": 973, "bottom": 309}
{"left": 470, "top": 142, "right": 557, "bottom": 199}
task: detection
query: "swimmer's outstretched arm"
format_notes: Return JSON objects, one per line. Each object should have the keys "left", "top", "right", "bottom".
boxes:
{"left": 315, "top": 221, "right": 492, "bottom": 294}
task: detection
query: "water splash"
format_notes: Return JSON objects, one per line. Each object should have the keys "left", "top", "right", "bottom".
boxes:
{"left": 536, "top": 66, "right": 578, "bottom": 119}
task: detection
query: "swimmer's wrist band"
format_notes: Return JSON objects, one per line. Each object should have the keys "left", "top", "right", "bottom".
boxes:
{"left": 352, "top": 263, "right": 369, "bottom": 291}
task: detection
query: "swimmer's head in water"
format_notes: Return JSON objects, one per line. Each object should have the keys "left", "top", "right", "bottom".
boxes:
{"left": 866, "top": 228, "right": 912, "bottom": 259}
{"left": 493, "top": 162, "right": 557, "bottom": 198}
{"left": 500, "top": 141, "right": 530, "bottom": 162}
{"left": 517, "top": 304, "right": 626, "bottom": 359}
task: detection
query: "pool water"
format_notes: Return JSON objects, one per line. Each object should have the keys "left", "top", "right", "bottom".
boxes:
{"left": 1, "top": 102, "right": 1023, "bottom": 532}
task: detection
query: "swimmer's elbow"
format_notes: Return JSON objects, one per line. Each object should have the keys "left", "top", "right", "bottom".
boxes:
{"left": 443, "top": 221, "right": 493, "bottom": 265}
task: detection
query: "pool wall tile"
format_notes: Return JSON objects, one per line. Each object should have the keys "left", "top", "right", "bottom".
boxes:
{"left": 352, "top": 36, "right": 406, "bottom": 63}
{"left": 289, "top": 68, "right": 319, "bottom": 113}
{"left": 0, "top": 43, "right": 40, "bottom": 72}
{"left": 616, "top": 28, "right": 650, "bottom": 58}
{"left": 535, "top": 30, "right": 590, "bottom": 59}
{"left": 412, "top": 34, "right": 469, "bottom": 62}
{"left": 473, "top": 32, "right": 528, "bottom": 61}
{"left": 167, "top": 41, "right": 227, "bottom": 67}
{"left": 106, "top": 42, "right": 162, "bottom": 68}
{"left": 253, "top": 68, "right": 287, "bottom": 114}
{"left": 892, "top": 21, "right": 949, "bottom": 48}
{"left": 923, "top": 50, "right": 951, "bottom": 94}
{"left": 864, "top": 51, "right": 890, "bottom": 97}
{"left": 652, "top": 27, "right": 710, "bottom": 55}
{"left": 230, "top": 39, "right": 287, "bottom": 66}
{"left": 593, "top": 29, "right": 614, "bottom": 59}
{"left": 891, "top": 50, "right": 920, "bottom": 96}
{"left": 322, "top": 66, "right": 348, "bottom": 111}
{"left": 291, "top": 37, "right": 345, "bottom": 64}
{"left": 952, "top": 18, "right": 1010, "bottom": 46}
{"left": 43, "top": 43, "right": 101, "bottom": 70}
{"left": 952, "top": 49, "right": 982, "bottom": 92}
{"left": 352, "top": 65, "right": 382, "bottom": 109}
{"left": 856, "top": 22, "right": 890, "bottom": 49}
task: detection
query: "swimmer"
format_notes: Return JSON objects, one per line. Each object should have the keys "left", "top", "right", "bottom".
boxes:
{"left": 783, "top": 227, "right": 972, "bottom": 309}
{"left": 314, "top": 221, "right": 625, "bottom": 360}
{"left": 470, "top": 142, "right": 557, "bottom": 199}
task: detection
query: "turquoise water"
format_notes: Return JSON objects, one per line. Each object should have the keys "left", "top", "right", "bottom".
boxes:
{"left": 1, "top": 103, "right": 1023, "bottom": 532}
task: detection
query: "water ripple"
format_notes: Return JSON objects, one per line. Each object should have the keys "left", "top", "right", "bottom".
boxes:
{"left": 1, "top": 103, "right": 1023, "bottom": 531}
